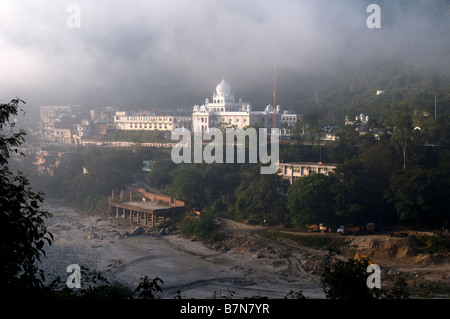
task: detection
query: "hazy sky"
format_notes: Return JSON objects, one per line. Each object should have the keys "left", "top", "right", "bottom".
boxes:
{"left": 0, "top": 0, "right": 448, "bottom": 112}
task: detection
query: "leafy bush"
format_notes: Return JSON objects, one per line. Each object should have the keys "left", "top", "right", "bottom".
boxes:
{"left": 416, "top": 235, "right": 450, "bottom": 254}
{"left": 179, "top": 214, "right": 225, "bottom": 244}
{"left": 320, "top": 250, "right": 410, "bottom": 299}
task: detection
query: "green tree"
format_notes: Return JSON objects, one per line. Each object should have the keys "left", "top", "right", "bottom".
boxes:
{"left": 147, "top": 157, "right": 177, "bottom": 189}
{"left": 357, "top": 138, "right": 398, "bottom": 225}
{"left": 234, "top": 170, "right": 289, "bottom": 224}
{"left": 0, "top": 99, "right": 53, "bottom": 296}
{"left": 165, "top": 164, "right": 208, "bottom": 207}
{"left": 287, "top": 173, "right": 336, "bottom": 227}
{"left": 389, "top": 167, "right": 449, "bottom": 228}
{"left": 320, "top": 250, "right": 409, "bottom": 299}
{"left": 326, "top": 124, "right": 360, "bottom": 163}
{"left": 321, "top": 250, "right": 376, "bottom": 299}
{"left": 331, "top": 159, "right": 370, "bottom": 225}
{"left": 391, "top": 102, "right": 414, "bottom": 170}
{"left": 166, "top": 163, "right": 243, "bottom": 211}
{"left": 292, "top": 109, "right": 322, "bottom": 145}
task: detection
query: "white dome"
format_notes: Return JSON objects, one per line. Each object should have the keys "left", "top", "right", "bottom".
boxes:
{"left": 216, "top": 79, "right": 232, "bottom": 96}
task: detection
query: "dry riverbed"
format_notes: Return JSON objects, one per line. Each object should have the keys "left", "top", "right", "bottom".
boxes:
{"left": 39, "top": 204, "right": 325, "bottom": 299}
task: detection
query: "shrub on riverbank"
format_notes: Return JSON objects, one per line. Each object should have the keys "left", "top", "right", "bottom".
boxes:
{"left": 178, "top": 214, "right": 225, "bottom": 245}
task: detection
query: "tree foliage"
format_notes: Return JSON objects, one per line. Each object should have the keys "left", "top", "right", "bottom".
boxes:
{"left": 389, "top": 167, "right": 449, "bottom": 227}
{"left": 320, "top": 250, "right": 410, "bottom": 299}
{"left": 135, "top": 275, "right": 164, "bottom": 299}
{"left": 234, "top": 168, "right": 289, "bottom": 224}
{"left": 287, "top": 173, "right": 336, "bottom": 227}
{"left": 0, "top": 99, "right": 53, "bottom": 296}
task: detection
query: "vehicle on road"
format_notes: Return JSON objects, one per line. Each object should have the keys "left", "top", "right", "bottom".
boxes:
{"left": 337, "top": 225, "right": 361, "bottom": 235}
{"left": 307, "top": 223, "right": 331, "bottom": 233}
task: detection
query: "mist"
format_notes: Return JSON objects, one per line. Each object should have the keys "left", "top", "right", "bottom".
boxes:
{"left": 0, "top": 0, "right": 448, "bottom": 114}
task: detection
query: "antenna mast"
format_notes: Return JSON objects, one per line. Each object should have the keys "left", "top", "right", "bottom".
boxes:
{"left": 273, "top": 64, "right": 276, "bottom": 129}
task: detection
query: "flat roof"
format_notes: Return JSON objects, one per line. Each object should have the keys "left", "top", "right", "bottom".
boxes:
{"left": 120, "top": 201, "right": 171, "bottom": 211}
{"left": 279, "top": 162, "right": 338, "bottom": 166}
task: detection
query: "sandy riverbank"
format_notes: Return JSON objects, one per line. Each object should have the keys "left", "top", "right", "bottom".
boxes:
{"left": 39, "top": 204, "right": 325, "bottom": 299}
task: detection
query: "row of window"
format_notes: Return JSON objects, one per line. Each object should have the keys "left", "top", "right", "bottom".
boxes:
{"left": 286, "top": 166, "right": 331, "bottom": 175}
{"left": 282, "top": 117, "right": 298, "bottom": 122}
{"left": 119, "top": 117, "right": 190, "bottom": 122}
{"left": 126, "top": 123, "right": 191, "bottom": 130}
{"left": 198, "top": 117, "right": 280, "bottom": 124}
{"left": 213, "top": 99, "right": 233, "bottom": 104}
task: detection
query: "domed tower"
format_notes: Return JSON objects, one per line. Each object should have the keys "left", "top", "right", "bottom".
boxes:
{"left": 213, "top": 79, "right": 235, "bottom": 104}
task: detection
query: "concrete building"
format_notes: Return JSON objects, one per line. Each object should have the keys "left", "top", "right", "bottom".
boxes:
{"left": 192, "top": 79, "right": 282, "bottom": 132}
{"left": 40, "top": 106, "right": 72, "bottom": 123}
{"left": 39, "top": 105, "right": 79, "bottom": 144}
{"left": 114, "top": 112, "right": 192, "bottom": 131}
{"left": 33, "top": 150, "right": 67, "bottom": 176}
{"left": 73, "top": 120, "right": 93, "bottom": 144}
{"left": 53, "top": 125, "right": 73, "bottom": 144}
{"left": 112, "top": 79, "right": 299, "bottom": 134}
{"left": 278, "top": 162, "right": 337, "bottom": 184}
{"left": 281, "top": 110, "right": 300, "bottom": 128}
{"left": 109, "top": 187, "right": 185, "bottom": 228}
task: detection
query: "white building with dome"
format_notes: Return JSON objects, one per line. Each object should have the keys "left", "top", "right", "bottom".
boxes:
{"left": 192, "top": 79, "right": 282, "bottom": 132}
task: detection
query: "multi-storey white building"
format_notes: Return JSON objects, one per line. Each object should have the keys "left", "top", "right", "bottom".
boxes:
{"left": 114, "top": 112, "right": 192, "bottom": 131}
{"left": 112, "top": 79, "right": 299, "bottom": 134}
{"left": 192, "top": 79, "right": 282, "bottom": 132}
{"left": 278, "top": 162, "right": 337, "bottom": 184}
{"left": 281, "top": 111, "right": 300, "bottom": 128}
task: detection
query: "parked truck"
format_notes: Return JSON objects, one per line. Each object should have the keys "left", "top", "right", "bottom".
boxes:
{"left": 337, "top": 225, "right": 361, "bottom": 235}
{"left": 307, "top": 223, "right": 330, "bottom": 233}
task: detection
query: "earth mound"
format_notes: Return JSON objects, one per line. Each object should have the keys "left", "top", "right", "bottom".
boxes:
{"left": 347, "top": 236, "right": 420, "bottom": 258}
